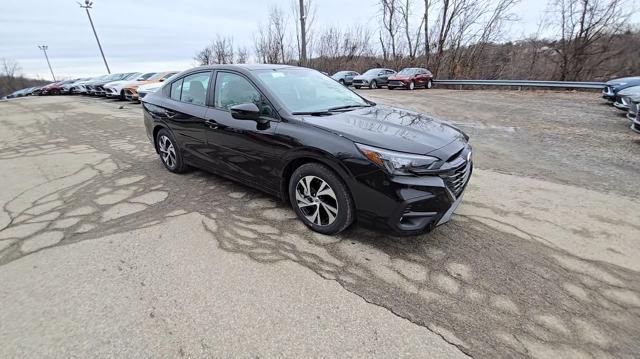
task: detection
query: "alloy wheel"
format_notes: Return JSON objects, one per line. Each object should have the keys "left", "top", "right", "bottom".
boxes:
{"left": 409, "top": 81, "right": 415, "bottom": 90}
{"left": 371, "top": 81, "right": 377, "bottom": 89}
{"left": 158, "top": 135, "right": 177, "bottom": 169}
{"left": 295, "top": 175, "right": 339, "bottom": 226}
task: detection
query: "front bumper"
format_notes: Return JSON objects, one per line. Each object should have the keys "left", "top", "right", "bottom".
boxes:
{"left": 350, "top": 145, "right": 473, "bottom": 235}
{"left": 631, "top": 117, "right": 640, "bottom": 134}
{"left": 388, "top": 80, "right": 409, "bottom": 88}
{"left": 613, "top": 96, "right": 630, "bottom": 110}
{"left": 602, "top": 86, "right": 615, "bottom": 100}
{"left": 124, "top": 88, "right": 139, "bottom": 101}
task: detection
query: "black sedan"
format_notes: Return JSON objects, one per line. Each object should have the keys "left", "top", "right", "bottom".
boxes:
{"left": 142, "top": 64, "right": 472, "bottom": 235}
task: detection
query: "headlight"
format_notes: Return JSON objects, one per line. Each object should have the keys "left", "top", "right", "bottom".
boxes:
{"left": 356, "top": 143, "right": 438, "bottom": 175}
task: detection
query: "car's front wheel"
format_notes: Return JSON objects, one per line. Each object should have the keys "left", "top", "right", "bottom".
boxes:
{"left": 289, "top": 163, "right": 354, "bottom": 235}
{"left": 354, "top": 86, "right": 361, "bottom": 89}
{"left": 369, "top": 80, "right": 378, "bottom": 89}
{"left": 156, "top": 129, "right": 187, "bottom": 173}
{"left": 409, "top": 81, "right": 415, "bottom": 90}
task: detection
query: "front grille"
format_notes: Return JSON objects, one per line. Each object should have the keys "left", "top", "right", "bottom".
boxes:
{"left": 389, "top": 81, "right": 404, "bottom": 86}
{"left": 353, "top": 79, "right": 364, "bottom": 84}
{"left": 442, "top": 163, "right": 470, "bottom": 198}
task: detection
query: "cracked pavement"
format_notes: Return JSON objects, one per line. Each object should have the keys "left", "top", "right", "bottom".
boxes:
{"left": 1, "top": 92, "right": 639, "bottom": 358}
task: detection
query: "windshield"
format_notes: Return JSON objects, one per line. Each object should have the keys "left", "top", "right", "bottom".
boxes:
{"left": 140, "top": 72, "right": 156, "bottom": 80}
{"left": 255, "top": 68, "right": 370, "bottom": 114}
{"left": 125, "top": 72, "right": 142, "bottom": 80}
{"left": 149, "top": 72, "right": 173, "bottom": 81}
{"left": 398, "top": 68, "right": 418, "bottom": 75}
{"left": 363, "top": 68, "right": 383, "bottom": 76}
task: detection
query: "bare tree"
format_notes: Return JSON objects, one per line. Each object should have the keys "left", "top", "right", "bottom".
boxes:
{"left": 236, "top": 46, "right": 249, "bottom": 63}
{"left": 292, "top": 0, "right": 316, "bottom": 65}
{"left": 1, "top": 58, "right": 21, "bottom": 79}
{"left": 380, "top": 0, "right": 401, "bottom": 61}
{"left": 194, "top": 46, "right": 213, "bottom": 66}
{"left": 548, "top": 0, "right": 633, "bottom": 80}
{"left": 399, "top": 0, "right": 425, "bottom": 59}
{"left": 254, "top": 5, "right": 292, "bottom": 64}
{"left": 212, "top": 35, "right": 235, "bottom": 64}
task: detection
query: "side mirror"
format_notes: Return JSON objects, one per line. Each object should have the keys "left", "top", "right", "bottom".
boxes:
{"left": 230, "top": 103, "right": 261, "bottom": 121}
{"left": 136, "top": 78, "right": 145, "bottom": 81}
{"left": 159, "top": 79, "right": 165, "bottom": 82}
{"left": 377, "top": 72, "right": 384, "bottom": 76}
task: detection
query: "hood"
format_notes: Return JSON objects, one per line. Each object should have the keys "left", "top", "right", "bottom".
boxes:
{"left": 617, "top": 85, "right": 640, "bottom": 96}
{"left": 103, "top": 80, "right": 135, "bottom": 88}
{"left": 389, "top": 74, "right": 411, "bottom": 80}
{"left": 299, "top": 105, "right": 468, "bottom": 157}
{"left": 353, "top": 74, "right": 376, "bottom": 80}
{"left": 124, "top": 80, "right": 157, "bottom": 89}
{"left": 606, "top": 76, "right": 640, "bottom": 85}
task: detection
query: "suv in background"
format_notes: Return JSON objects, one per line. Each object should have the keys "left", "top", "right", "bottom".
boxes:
{"left": 387, "top": 68, "right": 433, "bottom": 90}
{"left": 331, "top": 71, "right": 360, "bottom": 86}
{"left": 352, "top": 68, "right": 396, "bottom": 89}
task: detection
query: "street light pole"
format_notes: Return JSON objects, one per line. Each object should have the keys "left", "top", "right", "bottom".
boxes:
{"left": 37, "top": 45, "right": 56, "bottom": 81}
{"left": 78, "top": 0, "right": 110, "bottom": 73}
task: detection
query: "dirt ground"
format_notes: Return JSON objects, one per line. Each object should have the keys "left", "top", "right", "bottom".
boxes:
{"left": 0, "top": 91, "right": 638, "bottom": 358}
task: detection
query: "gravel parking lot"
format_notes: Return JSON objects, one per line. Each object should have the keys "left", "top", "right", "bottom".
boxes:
{"left": 1, "top": 91, "right": 639, "bottom": 358}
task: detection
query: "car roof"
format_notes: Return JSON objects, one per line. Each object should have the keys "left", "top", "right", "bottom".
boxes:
{"left": 191, "top": 64, "right": 295, "bottom": 72}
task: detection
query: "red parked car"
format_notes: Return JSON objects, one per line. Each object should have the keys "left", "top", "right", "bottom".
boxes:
{"left": 40, "top": 80, "right": 68, "bottom": 95}
{"left": 387, "top": 68, "right": 433, "bottom": 90}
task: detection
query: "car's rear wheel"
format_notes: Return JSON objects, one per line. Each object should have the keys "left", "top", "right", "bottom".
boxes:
{"left": 354, "top": 86, "right": 361, "bottom": 89}
{"left": 369, "top": 80, "right": 378, "bottom": 89}
{"left": 289, "top": 163, "right": 354, "bottom": 235}
{"left": 156, "top": 129, "right": 187, "bottom": 173}
{"left": 339, "top": 79, "right": 345, "bottom": 86}
{"left": 426, "top": 79, "right": 433, "bottom": 89}
{"left": 409, "top": 81, "right": 415, "bottom": 90}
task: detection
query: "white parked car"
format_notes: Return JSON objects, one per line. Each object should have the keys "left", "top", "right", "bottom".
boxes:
{"left": 104, "top": 72, "right": 156, "bottom": 100}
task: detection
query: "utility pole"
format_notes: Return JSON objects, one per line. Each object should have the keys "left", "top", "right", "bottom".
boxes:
{"left": 299, "top": 0, "right": 307, "bottom": 66}
{"left": 37, "top": 45, "right": 56, "bottom": 81}
{"left": 78, "top": 0, "right": 110, "bottom": 73}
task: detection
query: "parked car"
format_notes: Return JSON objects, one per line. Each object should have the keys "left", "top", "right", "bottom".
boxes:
{"left": 70, "top": 77, "right": 102, "bottom": 95}
{"left": 104, "top": 72, "right": 156, "bottom": 100}
{"left": 142, "top": 64, "right": 472, "bottom": 235}
{"left": 627, "top": 96, "right": 640, "bottom": 121}
{"left": 631, "top": 106, "right": 640, "bottom": 134}
{"left": 123, "top": 71, "right": 178, "bottom": 102}
{"left": 62, "top": 78, "right": 89, "bottom": 94}
{"left": 88, "top": 72, "right": 138, "bottom": 96}
{"left": 331, "top": 71, "right": 360, "bottom": 86}
{"left": 352, "top": 68, "right": 396, "bottom": 89}
{"left": 602, "top": 76, "right": 640, "bottom": 102}
{"left": 77, "top": 75, "right": 108, "bottom": 95}
{"left": 31, "top": 85, "right": 48, "bottom": 96}
{"left": 137, "top": 75, "right": 177, "bottom": 100}
{"left": 613, "top": 85, "right": 640, "bottom": 111}
{"left": 387, "top": 67, "right": 433, "bottom": 90}
{"left": 45, "top": 79, "right": 79, "bottom": 95}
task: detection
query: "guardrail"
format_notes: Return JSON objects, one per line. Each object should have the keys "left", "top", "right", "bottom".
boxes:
{"left": 433, "top": 79, "right": 606, "bottom": 90}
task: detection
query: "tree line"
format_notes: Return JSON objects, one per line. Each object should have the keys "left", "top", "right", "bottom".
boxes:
{"left": 194, "top": 0, "right": 638, "bottom": 81}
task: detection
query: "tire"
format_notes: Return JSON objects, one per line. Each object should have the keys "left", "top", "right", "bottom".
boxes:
{"left": 426, "top": 79, "right": 433, "bottom": 89}
{"left": 339, "top": 79, "right": 345, "bottom": 86}
{"left": 409, "top": 81, "right": 415, "bottom": 90}
{"left": 155, "top": 129, "right": 187, "bottom": 173}
{"left": 289, "top": 163, "right": 354, "bottom": 235}
{"left": 369, "top": 80, "right": 378, "bottom": 89}
{"left": 354, "top": 86, "right": 361, "bottom": 89}
{"left": 388, "top": 86, "right": 394, "bottom": 90}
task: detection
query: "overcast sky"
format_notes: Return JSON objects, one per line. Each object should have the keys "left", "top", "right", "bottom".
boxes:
{"left": 1, "top": 0, "right": 638, "bottom": 79}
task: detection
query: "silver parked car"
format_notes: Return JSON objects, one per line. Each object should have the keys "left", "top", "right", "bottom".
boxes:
{"left": 627, "top": 95, "right": 640, "bottom": 121}
{"left": 613, "top": 85, "right": 640, "bottom": 111}
{"left": 331, "top": 70, "right": 360, "bottom": 86}
{"left": 352, "top": 68, "right": 396, "bottom": 89}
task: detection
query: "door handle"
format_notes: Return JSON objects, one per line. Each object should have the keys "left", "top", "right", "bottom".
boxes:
{"left": 205, "top": 119, "right": 219, "bottom": 129}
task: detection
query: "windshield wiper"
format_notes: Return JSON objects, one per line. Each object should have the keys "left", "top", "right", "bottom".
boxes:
{"left": 291, "top": 111, "right": 335, "bottom": 116}
{"left": 326, "top": 104, "right": 372, "bottom": 112}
